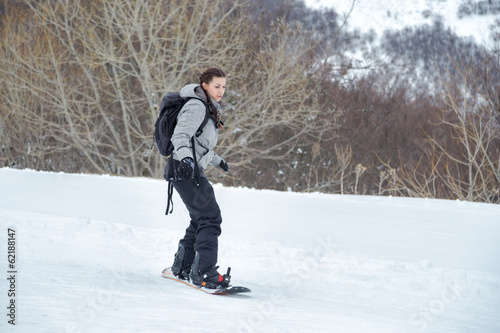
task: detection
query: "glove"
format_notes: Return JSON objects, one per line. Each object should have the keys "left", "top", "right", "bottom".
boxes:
{"left": 178, "top": 157, "right": 195, "bottom": 180}
{"left": 219, "top": 159, "right": 229, "bottom": 173}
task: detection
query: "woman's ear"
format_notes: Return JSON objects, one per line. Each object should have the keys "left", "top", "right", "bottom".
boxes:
{"left": 201, "top": 82, "right": 207, "bottom": 90}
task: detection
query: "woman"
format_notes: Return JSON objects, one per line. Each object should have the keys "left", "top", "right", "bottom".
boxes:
{"left": 163, "top": 68, "right": 230, "bottom": 289}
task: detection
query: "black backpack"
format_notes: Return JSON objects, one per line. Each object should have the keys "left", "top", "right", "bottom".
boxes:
{"left": 154, "top": 92, "right": 211, "bottom": 157}
{"left": 154, "top": 92, "right": 211, "bottom": 215}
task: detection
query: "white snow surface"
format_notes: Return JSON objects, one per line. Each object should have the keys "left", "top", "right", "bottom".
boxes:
{"left": 304, "top": 0, "right": 499, "bottom": 46}
{"left": 1, "top": 168, "right": 499, "bottom": 332}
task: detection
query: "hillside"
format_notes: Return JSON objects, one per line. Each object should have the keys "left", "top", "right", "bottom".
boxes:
{"left": 304, "top": 0, "right": 498, "bottom": 45}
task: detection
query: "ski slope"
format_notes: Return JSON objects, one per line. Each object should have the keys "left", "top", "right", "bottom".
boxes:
{"left": 1, "top": 168, "right": 499, "bottom": 332}
{"left": 305, "top": 0, "right": 499, "bottom": 45}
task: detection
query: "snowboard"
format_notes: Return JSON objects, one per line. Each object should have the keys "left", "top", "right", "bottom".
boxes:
{"left": 161, "top": 267, "right": 251, "bottom": 295}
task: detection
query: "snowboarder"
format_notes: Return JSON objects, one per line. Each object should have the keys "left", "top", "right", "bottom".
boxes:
{"left": 164, "top": 68, "right": 230, "bottom": 289}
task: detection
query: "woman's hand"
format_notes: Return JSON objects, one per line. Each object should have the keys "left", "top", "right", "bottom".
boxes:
{"left": 219, "top": 159, "right": 229, "bottom": 172}
{"left": 179, "top": 157, "right": 195, "bottom": 180}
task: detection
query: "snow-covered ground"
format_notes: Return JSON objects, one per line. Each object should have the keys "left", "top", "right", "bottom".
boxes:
{"left": 304, "top": 0, "right": 499, "bottom": 45}
{"left": 1, "top": 168, "right": 499, "bottom": 332}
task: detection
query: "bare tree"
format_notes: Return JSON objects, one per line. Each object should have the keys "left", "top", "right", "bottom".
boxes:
{"left": 432, "top": 56, "right": 500, "bottom": 202}
{"left": 0, "top": 0, "right": 340, "bottom": 189}
{"left": 380, "top": 55, "right": 500, "bottom": 203}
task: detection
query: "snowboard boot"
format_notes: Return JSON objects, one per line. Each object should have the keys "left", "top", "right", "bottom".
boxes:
{"left": 189, "top": 252, "right": 231, "bottom": 289}
{"left": 171, "top": 244, "right": 192, "bottom": 280}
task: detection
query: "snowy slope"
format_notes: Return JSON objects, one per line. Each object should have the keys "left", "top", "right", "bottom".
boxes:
{"left": 305, "top": 0, "right": 499, "bottom": 45}
{"left": 1, "top": 168, "right": 500, "bottom": 333}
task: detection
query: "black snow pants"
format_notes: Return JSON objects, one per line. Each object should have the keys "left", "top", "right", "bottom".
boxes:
{"left": 165, "top": 158, "right": 222, "bottom": 274}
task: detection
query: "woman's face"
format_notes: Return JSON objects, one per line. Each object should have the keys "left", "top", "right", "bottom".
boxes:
{"left": 202, "top": 77, "right": 226, "bottom": 102}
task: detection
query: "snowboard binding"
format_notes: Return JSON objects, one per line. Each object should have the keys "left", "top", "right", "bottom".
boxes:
{"left": 190, "top": 252, "right": 231, "bottom": 289}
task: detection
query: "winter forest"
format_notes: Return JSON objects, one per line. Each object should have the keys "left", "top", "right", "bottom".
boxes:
{"left": 0, "top": 0, "right": 499, "bottom": 203}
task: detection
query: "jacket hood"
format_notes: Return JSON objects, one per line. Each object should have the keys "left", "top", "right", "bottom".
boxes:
{"left": 179, "top": 84, "right": 225, "bottom": 108}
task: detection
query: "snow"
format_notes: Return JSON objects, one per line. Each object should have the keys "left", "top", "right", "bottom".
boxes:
{"left": 1, "top": 167, "right": 499, "bottom": 332}
{"left": 304, "top": 0, "right": 499, "bottom": 46}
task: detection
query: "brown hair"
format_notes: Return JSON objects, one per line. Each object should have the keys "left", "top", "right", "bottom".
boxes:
{"left": 199, "top": 68, "right": 226, "bottom": 129}
{"left": 199, "top": 68, "right": 226, "bottom": 88}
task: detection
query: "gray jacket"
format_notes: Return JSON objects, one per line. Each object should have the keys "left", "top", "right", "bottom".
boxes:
{"left": 171, "top": 84, "right": 222, "bottom": 170}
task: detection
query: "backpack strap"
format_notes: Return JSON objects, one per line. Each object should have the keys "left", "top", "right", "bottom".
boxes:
{"left": 165, "top": 180, "right": 174, "bottom": 215}
{"left": 191, "top": 136, "right": 201, "bottom": 188}
{"left": 195, "top": 116, "right": 210, "bottom": 137}
{"left": 166, "top": 142, "right": 200, "bottom": 215}
{"left": 185, "top": 98, "right": 211, "bottom": 188}
{"left": 183, "top": 97, "right": 212, "bottom": 137}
